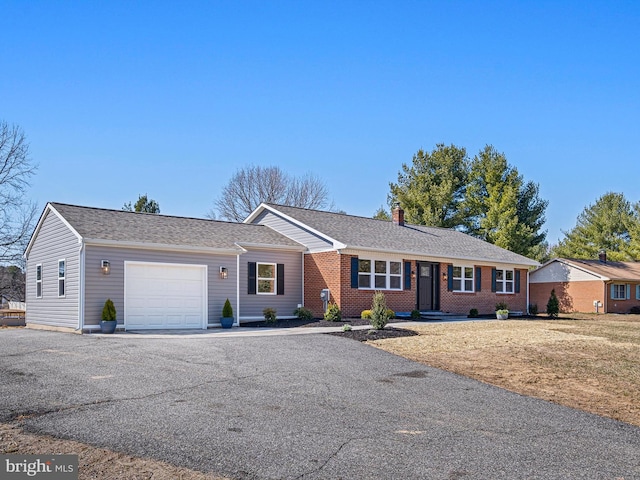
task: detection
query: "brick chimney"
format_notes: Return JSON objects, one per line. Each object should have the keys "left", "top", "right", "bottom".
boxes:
{"left": 598, "top": 249, "right": 607, "bottom": 263}
{"left": 392, "top": 203, "right": 405, "bottom": 226}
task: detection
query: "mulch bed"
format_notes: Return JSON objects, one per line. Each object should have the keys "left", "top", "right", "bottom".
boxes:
{"left": 327, "top": 327, "right": 419, "bottom": 342}
{"left": 240, "top": 317, "right": 413, "bottom": 328}
{"left": 240, "top": 316, "right": 420, "bottom": 342}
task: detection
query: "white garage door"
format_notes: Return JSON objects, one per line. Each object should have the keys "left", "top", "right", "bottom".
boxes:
{"left": 125, "top": 262, "right": 207, "bottom": 330}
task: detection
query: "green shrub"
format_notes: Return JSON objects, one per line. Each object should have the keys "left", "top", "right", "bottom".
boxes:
{"left": 324, "top": 302, "right": 342, "bottom": 321}
{"left": 529, "top": 304, "right": 538, "bottom": 316}
{"left": 495, "top": 302, "right": 508, "bottom": 311}
{"left": 222, "top": 298, "right": 233, "bottom": 318}
{"left": 547, "top": 289, "right": 559, "bottom": 318}
{"left": 369, "top": 291, "right": 390, "bottom": 330}
{"left": 469, "top": 308, "right": 479, "bottom": 318}
{"left": 101, "top": 298, "right": 116, "bottom": 321}
{"left": 342, "top": 324, "right": 352, "bottom": 332}
{"left": 411, "top": 309, "right": 421, "bottom": 319}
{"left": 293, "top": 306, "right": 313, "bottom": 320}
{"left": 361, "top": 310, "right": 372, "bottom": 319}
{"left": 263, "top": 307, "right": 277, "bottom": 323}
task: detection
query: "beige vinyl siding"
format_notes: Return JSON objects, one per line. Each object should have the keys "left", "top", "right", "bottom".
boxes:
{"left": 252, "top": 210, "right": 332, "bottom": 252}
{"left": 84, "top": 246, "right": 237, "bottom": 328}
{"left": 239, "top": 249, "right": 303, "bottom": 320}
{"left": 26, "top": 210, "right": 81, "bottom": 328}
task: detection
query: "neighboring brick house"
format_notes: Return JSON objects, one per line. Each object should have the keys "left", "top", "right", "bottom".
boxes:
{"left": 246, "top": 204, "right": 539, "bottom": 317}
{"left": 529, "top": 256, "right": 640, "bottom": 314}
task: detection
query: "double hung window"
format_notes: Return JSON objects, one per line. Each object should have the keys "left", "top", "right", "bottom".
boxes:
{"left": 495, "top": 269, "right": 514, "bottom": 293}
{"left": 358, "top": 259, "right": 402, "bottom": 290}
{"left": 452, "top": 266, "right": 474, "bottom": 292}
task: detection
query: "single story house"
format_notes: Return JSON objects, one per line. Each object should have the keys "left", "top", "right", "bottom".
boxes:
{"left": 529, "top": 256, "right": 640, "bottom": 314}
{"left": 25, "top": 202, "right": 538, "bottom": 332}
{"left": 245, "top": 203, "right": 538, "bottom": 318}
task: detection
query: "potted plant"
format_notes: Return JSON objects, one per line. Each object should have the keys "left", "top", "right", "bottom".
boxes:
{"left": 220, "top": 299, "right": 234, "bottom": 328}
{"left": 495, "top": 302, "right": 509, "bottom": 320}
{"left": 100, "top": 298, "right": 118, "bottom": 333}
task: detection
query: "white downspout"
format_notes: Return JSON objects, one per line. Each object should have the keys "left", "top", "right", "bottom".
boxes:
{"left": 526, "top": 268, "right": 530, "bottom": 315}
{"left": 236, "top": 253, "right": 240, "bottom": 326}
{"left": 78, "top": 241, "right": 85, "bottom": 332}
{"left": 301, "top": 251, "right": 305, "bottom": 307}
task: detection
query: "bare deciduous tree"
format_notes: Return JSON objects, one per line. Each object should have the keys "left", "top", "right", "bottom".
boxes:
{"left": 0, "top": 121, "right": 37, "bottom": 264}
{"left": 210, "top": 166, "right": 332, "bottom": 222}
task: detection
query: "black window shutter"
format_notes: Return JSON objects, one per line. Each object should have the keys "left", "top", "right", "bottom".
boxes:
{"left": 277, "top": 264, "right": 285, "bottom": 295}
{"left": 351, "top": 257, "right": 359, "bottom": 288}
{"left": 491, "top": 268, "right": 497, "bottom": 292}
{"left": 248, "top": 262, "right": 256, "bottom": 295}
{"left": 515, "top": 270, "right": 521, "bottom": 293}
{"left": 447, "top": 264, "right": 453, "bottom": 291}
{"left": 475, "top": 267, "right": 482, "bottom": 292}
{"left": 404, "top": 261, "right": 411, "bottom": 290}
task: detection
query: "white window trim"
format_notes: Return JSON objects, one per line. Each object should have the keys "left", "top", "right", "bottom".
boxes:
{"left": 495, "top": 268, "right": 515, "bottom": 295}
{"left": 256, "top": 262, "right": 276, "bottom": 295}
{"left": 452, "top": 265, "right": 475, "bottom": 293}
{"left": 612, "top": 283, "right": 627, "bottom": 300}
{"left": 58, "top": 259, "right": 66, "bottom": 298}
{"left": 36, "top": 264, "right": 42, "bottom": 299}
{"left": 358, "top": 258, "right": 403, "bottom": 291}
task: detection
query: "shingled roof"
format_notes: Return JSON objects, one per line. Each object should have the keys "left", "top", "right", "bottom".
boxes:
{"left": 550, "top": 258, "right": 640, "bottom": 282}
{"left": 33, "top": 203, "right": 304, "bottom": 252}
{"left": 252, "top": 204, "right": 539, "bottom": 266}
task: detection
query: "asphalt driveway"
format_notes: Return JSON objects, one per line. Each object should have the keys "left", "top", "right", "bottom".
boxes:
{"left": 1, "top": 329, "right": 639, "bottom": 479}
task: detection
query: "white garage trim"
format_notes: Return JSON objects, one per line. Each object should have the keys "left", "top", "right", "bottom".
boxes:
{"left": 124, "top": 261, "right": 208, "bottom": 330}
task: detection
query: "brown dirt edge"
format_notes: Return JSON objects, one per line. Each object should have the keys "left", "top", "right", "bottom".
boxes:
{"left": 0, "top": 423, "right": 228, "bottom": 480}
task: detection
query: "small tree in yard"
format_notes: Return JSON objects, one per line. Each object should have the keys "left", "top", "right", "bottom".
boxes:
{"left": 547, "top": 289, "right": 559, "bottom": 318}
{"left": 369, "top": 291, "right": 390, "bottom": 330}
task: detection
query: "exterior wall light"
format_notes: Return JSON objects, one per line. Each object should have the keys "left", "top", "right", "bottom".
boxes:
{"left": 219, "top": 266, "right": 228, "bottom": 279}
{"left": 101, "top": 260, "right": 111, "bottom": 275}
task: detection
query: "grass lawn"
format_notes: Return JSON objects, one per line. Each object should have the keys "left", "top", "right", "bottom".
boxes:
{"left": 371, "top": 313, "right": 640, "bottom": 427}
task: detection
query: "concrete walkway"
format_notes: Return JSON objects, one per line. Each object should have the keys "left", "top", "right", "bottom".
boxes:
{"left": 94, "top": 317, "right": 475, "bottom": 338}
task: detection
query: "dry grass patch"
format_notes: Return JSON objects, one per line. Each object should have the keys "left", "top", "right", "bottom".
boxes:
{"left": 371, "top": 315, "right": 640, "bottom": 426}
{"left": 0, "top": 423, "right": 228, "bottom": 480}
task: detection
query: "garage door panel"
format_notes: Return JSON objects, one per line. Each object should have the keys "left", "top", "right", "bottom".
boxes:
{"left": 125, "top": 263, "right": 206, "bottom": 330}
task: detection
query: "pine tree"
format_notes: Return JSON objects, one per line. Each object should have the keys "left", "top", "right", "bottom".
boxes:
{"left": 389, "top": 144, "right": 469, "bottom": 228}
{"left": 552, "top": 192, "right": 635, "bottom": 261}
{"left": 546, "top": 289, "right": 559, "bottom": 318}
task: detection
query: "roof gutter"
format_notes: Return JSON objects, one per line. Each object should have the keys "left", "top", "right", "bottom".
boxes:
{"left": 337, "top": 246, "right": 540, "bottom": 268}
{"left": 83, "top": 239, "right": 242, "bottom": 256}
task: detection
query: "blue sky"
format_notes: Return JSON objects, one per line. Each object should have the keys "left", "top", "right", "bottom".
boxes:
{"left": 2, "top": 1, "right": 639, "bottom": 245}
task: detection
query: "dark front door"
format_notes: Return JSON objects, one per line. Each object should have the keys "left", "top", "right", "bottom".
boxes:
{"left": 417, "top": 262, "right": 440, "bottom": 311}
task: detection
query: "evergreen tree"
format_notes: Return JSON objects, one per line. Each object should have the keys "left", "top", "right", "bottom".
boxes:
{"left": 123, "top": 194, "right": 160, "bottom": 214}
{"left": 369, "top": 291, "right": 390, "bottom": 330}
{"left": 388, "top": 144, "right": 469, "bottom": 228}
{"left": 546, "top": 289, "right": 559, "bottom": 318}
{"left": 552, "top": 192, "right": 635, "bottom": 261}
{"left": 463, "top": 145, "right": 548, "bottom": 259}
{"left": 625, "top": 202, "right": 640, "bottom": 260}
{"left": 372, "top": 206, "right": 391, "bottom": 221}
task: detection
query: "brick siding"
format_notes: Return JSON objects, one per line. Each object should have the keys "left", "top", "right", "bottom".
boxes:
{"left": 304, "top": 252, "right": 529, "bottom": 317}
{"left": 529, "top": 281, "right": 604, "bottom": 313}
{"left": 440, "top": 266, "right": 528, "bottom": 315}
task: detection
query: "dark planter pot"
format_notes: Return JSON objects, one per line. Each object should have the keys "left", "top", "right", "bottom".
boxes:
{"left": 100, "top": 320, "right": 117, "bottom": 334}
{"left": 220, "top": 317, "right": 234, "bottom": 329}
